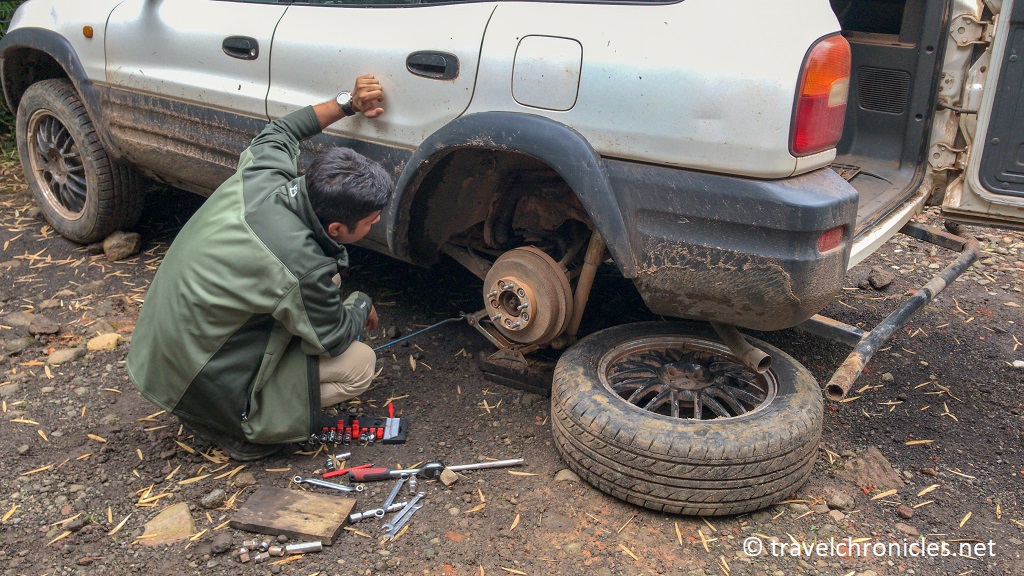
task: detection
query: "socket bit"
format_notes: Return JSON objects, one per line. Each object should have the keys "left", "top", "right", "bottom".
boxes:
{"left": 284, "top": 541, "right": 323, "bottom": 555}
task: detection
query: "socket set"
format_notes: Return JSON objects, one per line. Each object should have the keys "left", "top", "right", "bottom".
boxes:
{"left": 309, "top": 414, "right": 408, "bottom": 445}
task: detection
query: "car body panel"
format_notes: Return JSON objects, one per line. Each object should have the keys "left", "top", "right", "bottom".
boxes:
{"left": 943, "top": 0, "right": 1024, "bottom": 228}
{"left": 267, "top": 2, "right": 496, "bottom": 149}
{"left": 469, "top": 0, "right": 840, "bottom": 179}
{"left": 104, "top": 0, "right": 284, "bottom": 119}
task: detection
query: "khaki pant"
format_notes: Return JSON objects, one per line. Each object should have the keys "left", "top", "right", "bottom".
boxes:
{"left": 319, "top": 341, "right": 376, "bottom": 408}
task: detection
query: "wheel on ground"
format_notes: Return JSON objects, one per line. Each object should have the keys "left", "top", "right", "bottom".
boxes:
{"left": 15, "top": 79, "right": 143, "bottom": 244}
{"left": 551, "top": 321, "right": 822, "bottom": 516}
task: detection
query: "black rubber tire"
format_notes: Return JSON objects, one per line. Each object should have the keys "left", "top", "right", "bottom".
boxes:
{"left": 551, "top": 322, "right": 822, "bottom": 516}
{"left": 15, "top": 79, "right": 143, "bottom": 244}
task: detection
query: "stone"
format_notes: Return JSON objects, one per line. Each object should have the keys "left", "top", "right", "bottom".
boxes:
{"left": 1013, "top": 360, "right": 1024, "bottom": 370}
{"left": 518, "top": 393, "right": 544, "bottom": 408}
{"left": 231, "top": 472, "right": 257, "bottom": 489}
{"left": 47, "top": 348, "right": 86, "bottom": 365}
{"left": 828, "top": 510, "right": 846, "bottom": 522}
{"left": 0, "top": 259, "right": 23, "bottom": 270}
{"left": 821, "top": 486, "right": 856, "bottom": 511}
{"left": 881, "top": 372, "right": 894, "bottom": 383}
{"left": 38, "top": 299, "right": 61, "bottom": 310}
{"left": 28, "top": 314, "right": 60, "bottom": 335}
{"left": 67, "top": 516, "right": 89, "bottom": 532}
{"left": 563, "top": 542, "right": 583, "bottom": 554}
{"left": 439, "top": 468, "right": 459, "bottom": 487}
{"left": 211, "top": 532, "right": 233, "bottom": 554}
{"left": 811, "top": 503, "right": 830, "bottom": 514}
{"left": 0, "top": 383, "right": 21, "bottom": 397}
{"left": 78, "top": 280, "right": 105, "bottom": 295}
{"left": 895, "top": 522, "right": 919, "bottom": 536}
{"left": 3, "top": 312, "right": 31, "bottom": 328}
{"left": 839, "top": 447, "right": 905, "bottom": 490}
{"left": 140, "top": 502, "right": 196, "bottom": 546}
{"left": 87, "top": 333, "right": 123, "bottom": 352}
{"left": 200, "top": 489, "right": 227, "bottom": 509}
{"left": 17, "top": 445, "right": 30, "bottom": 456}
{"left": 867, "top": 266, "right": 896, "bottom": 290}
{"left": 2, "top": 338, "right": 33, "bottom": 354}
{"left": 895, "top": 504, "right": 914, "bottom": 519}
{"left": 554, "top": 469, "right": 581, "bottom": 483}
{"left": 103, "top": 231, "right": 142, "bottom": 261}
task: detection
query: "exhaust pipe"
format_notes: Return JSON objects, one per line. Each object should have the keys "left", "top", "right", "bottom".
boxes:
{"left": 710, "top": 322, "right": 772, "bottom": 374}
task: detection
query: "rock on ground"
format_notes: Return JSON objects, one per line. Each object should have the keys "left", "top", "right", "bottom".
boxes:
{"left": 839, "top": 446, "right": 905, "bottom": 489}
{"left": 103, "top": 231, "right": 142, "bottom": 261}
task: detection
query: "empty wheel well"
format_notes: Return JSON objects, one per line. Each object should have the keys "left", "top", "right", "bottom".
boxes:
{"left": 2, "top": 48, "right": 68, "bottom": 113}
{"left": 406, "top": 148, "right": 592, "bottom": 266}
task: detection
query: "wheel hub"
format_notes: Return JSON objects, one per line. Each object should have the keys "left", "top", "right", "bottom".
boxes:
{"left": 656, "top": 362, "right": 708, "bottom": 390}
{"left": 482, "top": 247, "right": 573, "bottom": 345}
{"left": 27, "top": 110, "right": 87, "bottom": 217}
{"left": 600, "top": 336, "right": 777, "bottom": 420}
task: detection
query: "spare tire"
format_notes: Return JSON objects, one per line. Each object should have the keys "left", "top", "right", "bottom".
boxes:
{"left": 551, "top": 322, "right": 821, "bottom": 516}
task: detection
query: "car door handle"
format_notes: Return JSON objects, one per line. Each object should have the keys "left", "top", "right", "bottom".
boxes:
{"left": 223, "top": 36, "right": 259, "bottom": 61}
{"left": 406, "top": 51, "right": 459, "bottom": 80}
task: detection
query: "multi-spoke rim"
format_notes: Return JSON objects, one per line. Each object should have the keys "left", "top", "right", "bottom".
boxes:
{"left": 599, "top": 336, "right": 777, "bottom": 421}
{"left": 26, "top": 110, "right": 87, "bottom": 219}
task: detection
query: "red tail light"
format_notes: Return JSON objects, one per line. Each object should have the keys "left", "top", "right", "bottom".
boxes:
{"left": 791, "top": 35, "right": 851, "bottom": 156}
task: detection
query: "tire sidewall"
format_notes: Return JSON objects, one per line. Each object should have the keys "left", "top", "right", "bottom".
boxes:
{"left": 16, "top": 80, "right": 110, "bottom": 243}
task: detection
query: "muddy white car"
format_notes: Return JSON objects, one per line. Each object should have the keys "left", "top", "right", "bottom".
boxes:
{"left": 2, "top": 0, "right": 1022, "bottom": 515}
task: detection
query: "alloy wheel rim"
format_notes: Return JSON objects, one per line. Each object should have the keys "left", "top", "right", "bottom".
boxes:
{"left": 599, "top": 335, "right": 777, "bottom": 420}
{"left": 27, "top": 110, "right": 87, "bottom": 219}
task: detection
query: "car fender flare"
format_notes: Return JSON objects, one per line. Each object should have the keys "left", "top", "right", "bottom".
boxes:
{"left": 0, "top": 27, "right": 113, "bottom": 151}
{"left": 386, "top": 111, "right": 637, "bottom": 277}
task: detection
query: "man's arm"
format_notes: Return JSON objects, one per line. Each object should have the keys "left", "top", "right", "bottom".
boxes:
{"left": 239, "top": 75, "right": 387, "bottom": 189}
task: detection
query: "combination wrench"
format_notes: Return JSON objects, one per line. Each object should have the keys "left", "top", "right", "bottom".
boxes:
{"left": 293, "top": 476, "right": 364, "bottom": 493}
{"left": 381, "top": 491, "right": 425, "bottom": 533}
{"left": 381, "top": 499, "right": 424, "bottom": 541}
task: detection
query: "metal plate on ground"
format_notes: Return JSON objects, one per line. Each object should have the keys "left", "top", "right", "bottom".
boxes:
{"left": 230, "top": 486, "right": 356, "bottom": 545}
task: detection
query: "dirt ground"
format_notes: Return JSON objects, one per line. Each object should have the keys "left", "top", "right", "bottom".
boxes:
{"left": 0, "top": 158, "right": 1022, "bottom": 576}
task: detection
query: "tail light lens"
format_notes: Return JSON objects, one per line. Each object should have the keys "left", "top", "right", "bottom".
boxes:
{"left": 791, "top": 35, "right": 851, "bottom": 156}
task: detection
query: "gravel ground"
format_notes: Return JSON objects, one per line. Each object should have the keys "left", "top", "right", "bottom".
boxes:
{"left": 0, "top": 162, "right": 1022, "bottom": 576}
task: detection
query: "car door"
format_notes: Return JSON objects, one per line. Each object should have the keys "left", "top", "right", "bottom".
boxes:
{"left": 943, "top": 0, "right": 1024, "bottom": 229}
{"left": 102, "top": 0, "right": 288, "bottom": 193}
{"left": 267, "top": 0, "right": 497, "bottom": 248}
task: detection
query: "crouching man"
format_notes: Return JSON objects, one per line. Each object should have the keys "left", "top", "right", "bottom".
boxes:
{"left": 127, "top": 75, "right": 393, "bottom": 460}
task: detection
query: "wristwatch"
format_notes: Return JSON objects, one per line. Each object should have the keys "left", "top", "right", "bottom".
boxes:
{"left": 336, "top": 91, "right": 357, "bottom": 117}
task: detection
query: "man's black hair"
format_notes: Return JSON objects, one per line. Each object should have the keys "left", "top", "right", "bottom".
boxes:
{"left": 306, "top": 147, "right": 393, "bottom": 232}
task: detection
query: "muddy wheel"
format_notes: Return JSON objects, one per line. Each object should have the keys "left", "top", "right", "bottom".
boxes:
{"left": 16, "top": 79, "right": 143, "bottom": 244}
{"left": 551, "top": 322, "right": 821, "bottom": 516}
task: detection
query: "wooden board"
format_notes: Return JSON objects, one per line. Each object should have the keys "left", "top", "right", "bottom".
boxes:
{"left": 230, "top": 486, "right": 356, "bottom": 545}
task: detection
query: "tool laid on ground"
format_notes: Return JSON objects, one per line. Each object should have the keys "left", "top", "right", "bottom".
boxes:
{"left": 348, "top": 501, "right": 407, "bottom": 523}
{"left": 293, "top": 475, "right": 365, "bottom": 493}
{"left": 381, "top": 491, "right": 426, "bottom": 537}
{"left": 348, "top": 457, "right": 525, "bottom": 482}
{"left": 310, "top": 408, "right": 408, "bottom": 446}
{"left": 323, "top": 462, "right": 372, "bottom": 480}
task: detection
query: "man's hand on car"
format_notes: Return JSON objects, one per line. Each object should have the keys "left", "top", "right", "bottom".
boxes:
{"left": 352, "top": 75, "right": 384, "bottom": 118}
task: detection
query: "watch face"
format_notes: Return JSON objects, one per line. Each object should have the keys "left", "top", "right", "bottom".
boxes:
{"left": 337, "top": 92, "right": 352, "bottom": 106}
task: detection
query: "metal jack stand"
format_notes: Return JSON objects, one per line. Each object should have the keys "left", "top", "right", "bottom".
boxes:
{"left": 467, "top": 310, "right": 554, "bottom": 395}
{"left": 798, "top": 222, "right": 980, "bottom": 400}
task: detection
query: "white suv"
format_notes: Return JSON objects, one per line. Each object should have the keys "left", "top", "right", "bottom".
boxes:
{"left": 3, "top": 0, "right": 1022, "bottom": 515}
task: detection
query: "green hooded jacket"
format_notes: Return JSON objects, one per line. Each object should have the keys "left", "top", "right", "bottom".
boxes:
{"left": 127, "top": 106, "right": 372, "bottom": 444}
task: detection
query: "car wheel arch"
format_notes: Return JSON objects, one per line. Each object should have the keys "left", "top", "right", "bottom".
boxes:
{"left": 385, "top": 112, "right": 638, "bottom": 277}
{"left": 0, "top": 28, "right": 115, "bottom": 154}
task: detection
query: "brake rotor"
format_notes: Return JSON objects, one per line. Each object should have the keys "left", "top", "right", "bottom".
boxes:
{"left": 482, "top": 246, "right": 574, "bottom": 345}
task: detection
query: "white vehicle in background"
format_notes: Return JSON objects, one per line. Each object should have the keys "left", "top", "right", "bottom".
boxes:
{"left": 2, "top": 0, "right": 1021, "bottom": 515}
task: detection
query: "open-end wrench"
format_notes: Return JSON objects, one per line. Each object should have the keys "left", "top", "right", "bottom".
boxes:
{"left": 382, "top": 474, "right": 409, "bottom": 510}
{"left": 354, "top": 474, "right": 408, "bottom": 520}
{"left": 381, "top": 491, "right": 425, "bottom": 533}
{"left": 381, "top": 499, "right": 424, "bottom": 542}
{"left": 293, "top": 476, "right": 365, "bottom": 493}
{"left": 349, "top": 501, "right": 407, "bottom": 523}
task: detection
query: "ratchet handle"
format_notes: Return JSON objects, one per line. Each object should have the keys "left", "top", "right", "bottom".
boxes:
{"left": 349, "top": 467, "right": 394, "bottom": 482}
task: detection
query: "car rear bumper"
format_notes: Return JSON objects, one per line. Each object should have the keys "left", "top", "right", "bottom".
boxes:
{"left": 604, "top": 159, "right": 859, "bottom": 331}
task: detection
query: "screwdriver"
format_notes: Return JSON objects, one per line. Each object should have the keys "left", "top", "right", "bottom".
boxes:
{"left": 348, "top": 458, "right": 525, "bottom": 482}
